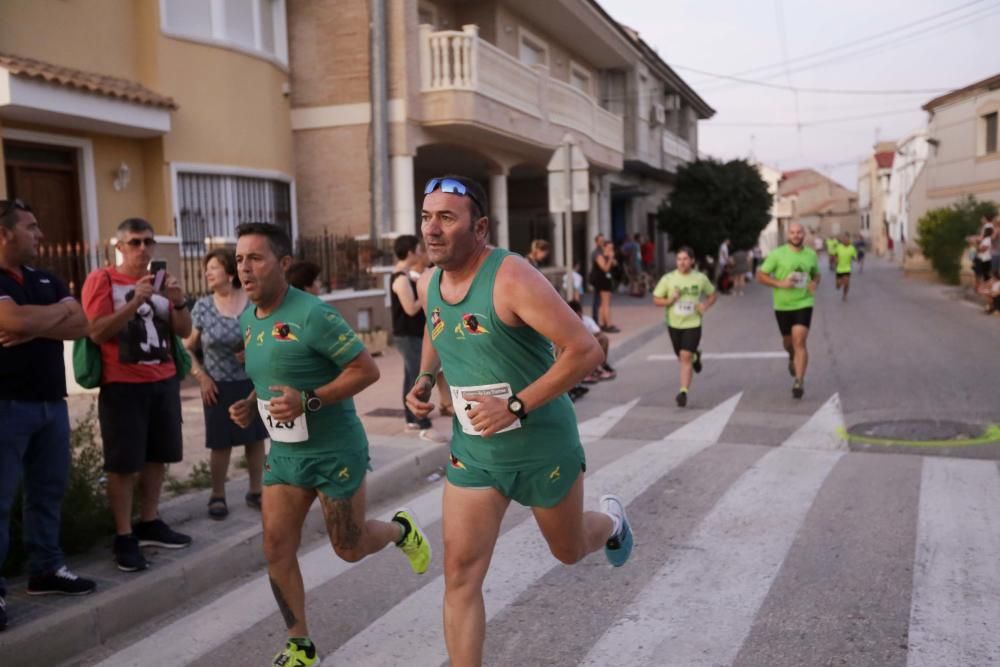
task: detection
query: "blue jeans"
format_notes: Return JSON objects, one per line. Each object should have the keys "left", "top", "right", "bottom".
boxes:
{"left": 396, "top": 335, "right": 432, "bottom": 429}
{"left": 0, "top": 400, "right": 71, "bottom": 593}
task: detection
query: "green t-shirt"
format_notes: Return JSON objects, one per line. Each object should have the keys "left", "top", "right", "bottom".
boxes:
{"left": 652, "top": 270, "right": 715, "bottom": 329}
{"left": 834, "top": 244, "right": 857, "bottom": 273}
{"left": 759, "top": 245, "right": 820, "bottom": 311}
{"left": 826, "top": 238, "right": 838, "bottom": 254}
{"left": 241, "top": 287, "right": 367, "bottom": 457}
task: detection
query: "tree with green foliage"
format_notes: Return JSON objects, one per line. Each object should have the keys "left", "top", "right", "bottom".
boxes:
{"left": 916, "top": 195, "right": 997, "bottom": 284}
{"left": 657, "top": 159, "right": 772, "bottom": 262}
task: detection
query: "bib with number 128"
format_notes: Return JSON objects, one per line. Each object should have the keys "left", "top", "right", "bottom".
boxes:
{"left": 257, "top": 398, "right": 310, "bottom": 443}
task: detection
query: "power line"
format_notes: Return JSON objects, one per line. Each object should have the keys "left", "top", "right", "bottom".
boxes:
{"left": 692, "top": 3, "right": 1000, "bottom": 92}
{"left": 672, "top": 66, "right": 953, "bottom": 95}
{"left": 690, "top": 0, "right": 988, "bottom": 86}
{"left": 709, "top": 106, "right": 923, "bottom": 128}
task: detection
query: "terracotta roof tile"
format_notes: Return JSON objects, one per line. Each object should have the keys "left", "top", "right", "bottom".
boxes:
{"left": 0, "top": 52, "right": 177, "bottom": 110}
{"left": 874, "top": 151, "right": 895, "bottom": 169}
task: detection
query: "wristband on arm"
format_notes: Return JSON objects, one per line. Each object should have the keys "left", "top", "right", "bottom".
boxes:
{"left": 416, "top": 371, "right": 436, "bottom": 388}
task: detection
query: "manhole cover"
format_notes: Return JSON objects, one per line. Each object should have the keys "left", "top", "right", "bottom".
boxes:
{"left": 847, "top": 420, "right": 1000, "bottom": 447}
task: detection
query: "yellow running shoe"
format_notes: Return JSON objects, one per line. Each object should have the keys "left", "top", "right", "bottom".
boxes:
{"left": 393, "top": 508, "right": 431, "bottom": 574}
{"left": 271, "top": 638, "right": 320, "bottom": 666}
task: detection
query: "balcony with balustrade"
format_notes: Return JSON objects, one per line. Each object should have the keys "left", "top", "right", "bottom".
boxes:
{"left": 417, "top": 24, "right": 624, "bottom": 171}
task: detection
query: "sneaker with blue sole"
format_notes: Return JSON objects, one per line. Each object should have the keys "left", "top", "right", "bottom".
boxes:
{"left": 600, "top": 494, "right": 633, "bottom": 567}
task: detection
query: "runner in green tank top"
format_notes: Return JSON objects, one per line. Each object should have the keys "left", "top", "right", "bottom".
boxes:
{"left": 405, "top": 175, "right": 634, "bottom": 666}
{"left": 228, "top": 223, "right": 431, "bottom": 667}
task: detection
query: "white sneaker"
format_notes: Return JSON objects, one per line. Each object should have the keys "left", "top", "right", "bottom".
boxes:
{"left": 419, "top": 429, "right": 449, "bottom": 444}
{"left": 404, "top": 423, "right": 422, "bottom": 431}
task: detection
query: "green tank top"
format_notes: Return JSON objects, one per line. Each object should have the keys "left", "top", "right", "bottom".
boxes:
{"left": 427, "top": 248, "right": 583, "bottom": 471}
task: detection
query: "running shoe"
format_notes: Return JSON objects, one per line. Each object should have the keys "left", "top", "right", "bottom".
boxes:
{"left": 133, "top": 518, "right": 192, "bottom": 549}
{"left": 393, "top": 508, "right": 431, "bottom": 574}
{"left": 692, "top": 350, "right": 703, "bottom": 374}
{"left": 271, "top": 638, "right": 320, "bottom": 666}
{"left": 792, "top": 379, "right": 804, "bottom": 400}
{"left": 675, "top": 390, "right": 688, "bottom": 407}
{"left": 27, "top": 566, "right": 96, "bottom": 596}
{"left": 600, "top": 363, "right": 617, "bottom": 380}
{"left": 419, "top": 428, "right": 449, "bottom": 444}
{"left": 600, "top": 494, "right": 633, "bottom": 568}
{"left": 113, "top": 535, "right": 149, "bottom": 572}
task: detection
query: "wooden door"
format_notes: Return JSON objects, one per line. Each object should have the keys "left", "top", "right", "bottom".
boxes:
{"left": 3, "top": 140, "right": 86, "bottom": 292}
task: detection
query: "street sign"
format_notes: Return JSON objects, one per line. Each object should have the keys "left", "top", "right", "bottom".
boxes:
{"left": 547, "top": 137, "right": 590, "bottom": 213}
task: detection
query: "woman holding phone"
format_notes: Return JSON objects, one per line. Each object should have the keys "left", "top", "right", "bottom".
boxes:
{"left": 185, "top": 248, "right": 266, "bottom": 519}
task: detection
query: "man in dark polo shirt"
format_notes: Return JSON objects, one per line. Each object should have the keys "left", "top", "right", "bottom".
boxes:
{"left": 0, "top": 199, "right": 96, "bottom": 631}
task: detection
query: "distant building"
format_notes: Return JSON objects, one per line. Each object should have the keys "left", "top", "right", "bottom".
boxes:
{"left": 755, "top": 162, "right": 793, "bottom": 255}
{"left": 856, "top": 141, "right": 897, "bottom": 256}
{"left": 778, "top": 169, "right": 858, "bottom": 244}
{"left": 909, "top": 73, "right": 1000, "bottom": 250}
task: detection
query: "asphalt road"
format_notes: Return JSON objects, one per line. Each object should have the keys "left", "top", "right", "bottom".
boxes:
{"left": 74, "top": 258, "right": 1000, "bottom": 667}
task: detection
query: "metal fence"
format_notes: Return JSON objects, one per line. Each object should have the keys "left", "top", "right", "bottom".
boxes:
{"left": 34, "top": 232, "right": 394, "bottom": 300}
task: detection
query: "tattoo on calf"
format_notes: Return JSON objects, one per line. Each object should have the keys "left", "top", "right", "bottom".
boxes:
{"left": 269, "top": 576, "right": 297, "bottom": 629}
{"left": 321, "top": 494, "right": 362, "bottom": 550}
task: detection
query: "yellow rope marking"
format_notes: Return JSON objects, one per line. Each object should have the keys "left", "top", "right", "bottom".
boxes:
{"left": 837, "top": 425, "right": 1000, "bottom": 448}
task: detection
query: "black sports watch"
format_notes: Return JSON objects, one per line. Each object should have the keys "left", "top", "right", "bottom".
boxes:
{"left": 507, "top": 394, "right": 527, "bottom": 420}
{"left": 304, "top": 390, "right": 323, "bottom": 413}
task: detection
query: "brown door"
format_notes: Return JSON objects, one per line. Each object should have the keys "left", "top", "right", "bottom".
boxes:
{"left": 3, "top": 140, "right": 86, "bottom": 292}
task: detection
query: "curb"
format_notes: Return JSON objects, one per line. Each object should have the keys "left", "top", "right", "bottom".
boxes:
{"left": 0, "top": 440, "right": 449, "bottom": 667}
{"left": 2, "top": 321, "right": 659, "bottom": 665}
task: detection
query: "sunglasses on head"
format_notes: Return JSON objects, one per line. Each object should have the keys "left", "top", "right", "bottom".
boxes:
{"left": 124, "top": 237, "right": 157, "bottom": 248}
{"left": 0, "top": 198, "right": 32, "bottom": 218}
{"left": 424, "top": 178, "right": 485, "bottom": 218}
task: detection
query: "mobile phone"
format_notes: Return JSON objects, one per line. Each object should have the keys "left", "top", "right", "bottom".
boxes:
{"left": 150, "top": 260, "right": 167, "bottom": 291}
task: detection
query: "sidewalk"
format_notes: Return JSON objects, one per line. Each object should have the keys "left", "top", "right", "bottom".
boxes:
{"left": 0, "top": 293, "right": 665, "bottom": 666}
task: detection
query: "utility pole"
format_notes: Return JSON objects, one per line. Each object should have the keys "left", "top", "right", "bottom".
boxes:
{"left": 370, "top": 0, "right": 390, "bottom": 251}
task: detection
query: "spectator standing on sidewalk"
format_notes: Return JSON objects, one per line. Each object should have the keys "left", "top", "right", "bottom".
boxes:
{"left": 0, "top": 199, "right": 95, "bottom": 631}
{"left": 229, "top": 222, "right": 430, "bottom": 667}
{"left": 185, "top": 248, "right": 267, "bottom": 520}
{"left": 641, "top": 235, "right": 655, "bottom": 273}
{"left": 82, "top": 218, "right": 193, "bottom": 572}
{"left": 391, "top": 235, "right": 446, "bottom": 443}
{"left": 592, "top": 240, "right": 619, "bottom": 332}
{"left": 588, "top": 234, "right": 605, "bottom": 322}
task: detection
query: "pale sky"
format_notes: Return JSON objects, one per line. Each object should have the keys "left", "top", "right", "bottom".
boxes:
{"left": 599, "top": 0, "right": 1000, "bottom": 189}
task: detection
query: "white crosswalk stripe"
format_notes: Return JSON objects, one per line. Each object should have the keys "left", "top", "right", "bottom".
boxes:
{"left": 90, "top": 394, "right": 1000, "bottom": 667}
{"left": 906, "top": 457, "right": 1000, "bottom": 667}
{"left": 326, "top": 394, "right": 743, "bottom": 664}
{"left": 581, "top": 423, "right": 844, "bottom": 666}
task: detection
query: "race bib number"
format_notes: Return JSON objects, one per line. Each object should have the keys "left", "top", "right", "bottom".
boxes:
{"left": 451, "top": 382, "right": 522, "bottom": 437}
{"left": 257, "top": 398, "right": 310, "bottom": 443}
{"left": 790, "top": 272, "right": 809, "bottom": 289}
{"left": 672, "top": 300, "right": 697, "bottom": 316}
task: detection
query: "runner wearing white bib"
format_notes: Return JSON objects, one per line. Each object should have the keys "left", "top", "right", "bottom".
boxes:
{"left": 652, "top": 246, "right": 717, "bottom": 407}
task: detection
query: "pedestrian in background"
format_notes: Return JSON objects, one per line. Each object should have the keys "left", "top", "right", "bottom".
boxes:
{"left": 731, "top": 247, "right": 750, "bottom": 296}
{"left": 185, "top": 248, "right": 267, "bottom": 520}
{"left": 0, "top": 199, "right": 95, "bottom": 631}
{"left": 391, "top": 234, "right": 446, "bottom": 443}
{"left": 592, "top": 240, "right": 619, "bottom": 332}
{"left": 82, "top": 218, "right": 193, "bottom": 572}
{"left": 526, "top": 239, "right": 550, "bottom": 269}
{"left": 286, "top": 260, "right": 322, "bottom": 295}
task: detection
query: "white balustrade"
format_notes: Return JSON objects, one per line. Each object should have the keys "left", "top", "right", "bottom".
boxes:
{"left": 418, "top": 25, "right": 624, "bottom": 154}
{"left": 662, "top": 130, "right": 693, "bottom": 163}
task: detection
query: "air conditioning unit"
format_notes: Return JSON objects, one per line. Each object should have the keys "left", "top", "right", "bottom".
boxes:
{"left": 651, "top": 103, "right": 666, "bottom": 125}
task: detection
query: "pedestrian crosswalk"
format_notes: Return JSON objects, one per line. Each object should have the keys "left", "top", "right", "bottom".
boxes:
{"left": 92, "top": 394, "right": 1000, "bottom": 667}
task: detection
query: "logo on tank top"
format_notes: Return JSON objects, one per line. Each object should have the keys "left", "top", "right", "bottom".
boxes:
{"left": 454, "top": 312, "right": 490, "bottom": 339}
{"left": 430, "top": 307, "right": 445, "bottom": 341}
{"left": 271, "top": 322, "right": 300, "bottom": 342}
{"left": 245, "top": 325, "right": 252, "bottom": 347}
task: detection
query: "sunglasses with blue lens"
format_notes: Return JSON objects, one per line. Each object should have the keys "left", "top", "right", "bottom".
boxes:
{"left": 423, "top": 178, "right": 485, "bottom": 218}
